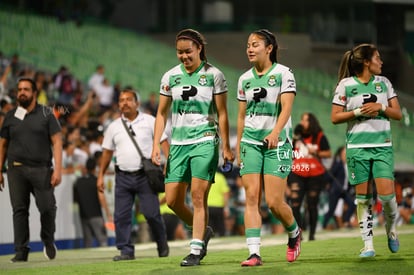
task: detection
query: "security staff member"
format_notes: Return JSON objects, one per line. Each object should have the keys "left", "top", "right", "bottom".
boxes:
{"left": 0, "top": 77, "right": 63, "bottom": 262}
{"left": 97, "top": 87, "right": 169, "bottom": 261}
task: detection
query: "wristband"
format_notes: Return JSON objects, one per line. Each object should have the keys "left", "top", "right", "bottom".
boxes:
{"left": 381, "top": 104, "right": 387, "bottom": 112}
{"left": 353, "top": 108, "right": 362, "bottom": 117}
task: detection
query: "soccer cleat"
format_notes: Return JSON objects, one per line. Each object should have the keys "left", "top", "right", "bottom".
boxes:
{"left": 387, "top": 232, "right": 400, "bottom": 253}
{"left": 241, "top": 254, "right": 263, "bottom": 267}
{"left": 359, "top": 248, "right": 375, "bottom": 258}
{"left": 286, "top": 229, "right": 301, "bottom": 262}
{"left": 43, "top": 243, "right": 57, "bottom": 260}
{"left": 113, "top": 254, "right": 136, "bottom": 261}
{"left": 200, "top": 226, "right": 214, "bottom": 260}
{"left": 180, "top": 253, "right": 201, "bottom": 266}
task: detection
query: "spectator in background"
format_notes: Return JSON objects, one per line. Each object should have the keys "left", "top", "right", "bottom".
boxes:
{"left": 34, "top": 71, "right": 49, "bottom": 105}
{"left": 0, "top": 96, "right": 14, "bottom": 127}
{"left": 323, "top": 146, "right": 356, "bottom": 229}
{"left": 143, "top": 92, "right": 159, "bottom": 117}
{"left": 234, "top": 171, "right": 246, "bottom": 236}
{"left": 0, "top": 62, "right": 11, "bottom": 99}
{"left": 65, "top": 126, "right": 88, "bottom": 175}
{"left": 159, "top": 193, "right": 188, "bottom": 241}
{"left": 73, "top": 157, "right": 112, "bottom": 247}
{"left": 98, "top": 87, "right": 170, "bottom": 261}
{"left": 331, "top": 43, "right": 402, "bottom": 257}
{"left": 10, "top": 53, "right": 22, "bottom": 81}
{"left": 288, "top": 113, "right": 331, "bottom": 241}
{"left": 87, "top": 127, "right": 104, "bottom": 156}
{"left": 88, "top": 65, "right": 105, "bottom": 90}
{"left": 53, "top": 65, "right": 77, "bottom": 106}
{"left": 0, "top": 77, "right": 62, "bottom": 262}
{"left": 207, "top": 171, "right": 231, "bottom": 237}
{"left": 94, "top": 78, "right": 114, "bottom": 113}
{"left": 0, "top": 51, "right": 9, "bottom": 74}
{"left": 399, "top": 187, "right": 414, "bottom": 224}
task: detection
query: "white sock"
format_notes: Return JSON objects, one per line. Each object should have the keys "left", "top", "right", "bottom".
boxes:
{"left": 380, "top": 195, "right": 398, "bottom": 237}
{"left": 356, "top": 197, "right": 374, "bottom": 250}
{"left": 190, "top": 239, "right": 203, "bottom": 255}
{"left": 246, "top": 237, "right": 261, "bottom": 256}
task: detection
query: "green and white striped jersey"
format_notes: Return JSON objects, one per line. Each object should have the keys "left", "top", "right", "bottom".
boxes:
{"left": 237, "top": 63, "right": 296, "bottom": 146}
{"left": 332, "top": 75, "right": 397, "bottom": 148}
{"left": 160, "top": 62, "right": 227, "bottom": 145}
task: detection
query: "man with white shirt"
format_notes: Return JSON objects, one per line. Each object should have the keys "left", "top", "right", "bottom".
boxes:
{"left": 88, "top": 65, "right": 105, "bottom": 90}
{"left": 97, "top": 87, "right": 169, "bottom": 261}
{"left": 94, "top": 78, "right": 114, "bottom": 112}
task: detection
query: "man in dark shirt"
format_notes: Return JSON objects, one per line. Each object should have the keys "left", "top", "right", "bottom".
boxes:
{"left": 74, "top": 157, "right": 112, "bottom": 247}
{"left": 0, "top": 77, "right": 62, "bottom": 262}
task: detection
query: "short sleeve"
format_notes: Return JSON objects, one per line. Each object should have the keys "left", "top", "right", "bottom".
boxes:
{"left": 332, "top": 80, "right": 347, "bottom": 106}
{"left": 281, "top": 68, "right": 296, "bottom": 94}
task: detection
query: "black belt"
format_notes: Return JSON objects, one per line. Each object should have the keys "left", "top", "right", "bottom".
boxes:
{"left": 115, "top": 165, "right": 144, "bottom": 176}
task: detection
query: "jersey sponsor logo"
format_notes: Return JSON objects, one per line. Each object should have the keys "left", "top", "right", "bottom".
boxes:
{"left": 252, "top": 87, "right": 267, "bottom": 102}
{"left": 362, "top": 93, "right": 377, "bottom": 104}
{"left": 203, "top": 131, "right": 215, "bottom": 137}
{"left": 181, "top": 85, "right": 197, "bottom": 101}
{"left": 238, "top": 89, "right": 245, "bottom": 97}
{"left": 174, "top": 77, "right": 182, "bottom": 85}
{"left": 244, "top": 81, "right": 251, "bottom": 90}
{"left": 287, "top": 79, "right": 295, "bottom": 89}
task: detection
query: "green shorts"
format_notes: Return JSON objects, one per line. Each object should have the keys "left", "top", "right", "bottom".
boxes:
{"left": 165, "top": 139, "right": 219, "bottom": 184}
{"left": 346, "top": 146, "right": 394, "bottom": 185}
{"left": 239, "top": 141, "right": 292, "bottom": 179}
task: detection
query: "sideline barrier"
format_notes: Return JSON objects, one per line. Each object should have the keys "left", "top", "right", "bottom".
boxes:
{"left": 0, "top": 174, "right": 115, "bottom": 255}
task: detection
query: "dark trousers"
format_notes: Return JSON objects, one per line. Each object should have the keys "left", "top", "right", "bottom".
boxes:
{"left": 323, "top": 182, "right": 356, "bottom": 228}
{"left": 288, "top": 173, "right": 324, "bottom": 240}
{"left": 7, "top": 166, "right": 56, "bottom": 253}
{"left": 81, "top": 217, "right": 108, "bottom": 247}
{"left": 208, "top": 207, "right": 225, "bottom": 237}
{"left": 114, "top": 170, "right": 167, "bottom": 256}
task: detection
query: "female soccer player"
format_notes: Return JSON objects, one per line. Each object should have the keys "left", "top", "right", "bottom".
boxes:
{"left": 152, "top": 29, "right": 234, "bottom": 266}
{"left": 331, "top": 43, "right": 402, "bottom": 257}
{"left": 236, "top": 29, "right": 301, "bottom": 266}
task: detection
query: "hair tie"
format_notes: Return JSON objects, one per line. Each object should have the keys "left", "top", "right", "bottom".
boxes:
{"left": 176, "top": 35, "right": 201, "bottom": 46}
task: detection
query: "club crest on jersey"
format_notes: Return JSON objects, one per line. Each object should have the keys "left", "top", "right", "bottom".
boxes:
{"left": 374, "top": 83, "right": 383, "bottom": 93}
{"left": 198, "top": 75, "right": 207, "bottom": 86}
{"left": 268, "top": 75, "right": 277, "bottom": 86}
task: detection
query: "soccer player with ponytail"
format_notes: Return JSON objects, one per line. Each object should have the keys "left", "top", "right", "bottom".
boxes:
{"left": 331, "top": 44, "right": 402, "bottom": 257}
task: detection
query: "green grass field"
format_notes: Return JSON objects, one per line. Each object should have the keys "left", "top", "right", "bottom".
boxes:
{"left": 1, "top": 225, "right": 413, "bottom": 274}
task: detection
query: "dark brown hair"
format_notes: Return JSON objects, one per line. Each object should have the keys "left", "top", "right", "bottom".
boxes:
{"left": 176, "top": 29, "right": 207, "bottom": 62}
{"left": 252, "top": 29, "right": 278, "bottom": 63}
{"left": 17, "top": 77, "right": 38, "bottom": 93}
{"left": 337, "top": 43, "right": 378, "bottom": 82}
